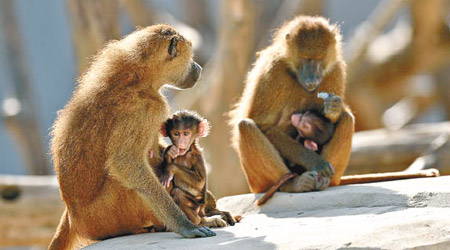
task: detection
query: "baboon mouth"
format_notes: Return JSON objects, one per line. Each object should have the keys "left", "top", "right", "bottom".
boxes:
{"left": 191, "top": 62, "right": 202, "bottom": 81}
{"left": 177, "top": 62, "right": 202, "bottom": 89}
{"left": 297, "top": 60, "right": 322, "bottom": 92}
{"left": 305, "top": 82, "right": 320, "bottom": 91}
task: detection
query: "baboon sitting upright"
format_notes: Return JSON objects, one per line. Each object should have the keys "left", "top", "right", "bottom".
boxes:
{"left": 49, "top": 25, "right": 215, "bottom": 250}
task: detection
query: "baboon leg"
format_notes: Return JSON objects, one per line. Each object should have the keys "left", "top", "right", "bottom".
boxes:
{"left": 48, "top": 208, "right": 78, "bottom": 250}
{"left": 237, "top": 118, "right": 290, "bottom": 193}
{"left": 205, "top": 209, "right": 236, "bottom": 226}
{"left": 321, "top": 110, "right": 355, "bottom": 186}
{"left": 204, "top": 190, "right": 236, "bottom": 226}
{"left": 200, "top": 216, "right": 227, "bottom": 228}
{"left": 280, "top": 171, "right": 330, "bottom": 192}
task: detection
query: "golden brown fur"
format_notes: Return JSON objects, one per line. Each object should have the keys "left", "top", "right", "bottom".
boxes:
{"left": 158, "top": 111, "right": 235, "bottom": 228}
{"left": 49, "top": 24, "right": 214, "bottom": 250}
{"left": 231, "top": 16, "right": 355, "bottom": 193}
{"left": 161, "top": 143, "right": 228, "bottom": 228}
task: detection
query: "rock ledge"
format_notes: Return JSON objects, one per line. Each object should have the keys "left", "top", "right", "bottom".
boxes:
{"left": 87, "top": 176, "right": 450, "bottom": 250}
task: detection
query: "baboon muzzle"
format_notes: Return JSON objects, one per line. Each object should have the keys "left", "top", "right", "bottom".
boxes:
{"left": 179, "top": 61, "right": 202, "bottom": 89}
{"left": 297, "top": 60, "right": 323, "bottom": 92}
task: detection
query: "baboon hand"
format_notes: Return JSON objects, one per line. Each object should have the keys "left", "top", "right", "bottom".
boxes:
{"left": 178, "top": 225, "right": 216, "bottom": 238}
{"left": 220, "top": 211, "right": 236, "bottom": 226}
{"left": 309, "top": 160, "right": 335, "bottom": 178}
{"left": 167, "top": 145, "right": 180, "bottom": 158}
{"left": 159, "top": 172, "right": 174, "bottom": 188}
{"left": 201, "top": 216, "right": 227, "bottom": 228}
{"left": 323, "top": 94, "right": 342, "bottom": 120}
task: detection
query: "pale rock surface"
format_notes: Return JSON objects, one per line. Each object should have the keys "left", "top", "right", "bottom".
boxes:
{"left": 87, "top": 176, "right": 450, "bottom": 250}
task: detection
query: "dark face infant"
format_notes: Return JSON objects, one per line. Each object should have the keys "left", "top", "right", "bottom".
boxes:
{"left": 290, "top": 110, "right": 335, "bottom": 153}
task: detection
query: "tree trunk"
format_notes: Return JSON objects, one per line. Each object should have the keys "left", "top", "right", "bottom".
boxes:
{"left": 346, "top": 0, "right": 450, "bottom": 130}
{"left": 171, "top": 0, "right": 256, "bottom": 198}
{"left": 67, "top": 0, "right": 120, "bottom": 74}
{"left": 0, "top": 0, "right": 51, "bottom": 175}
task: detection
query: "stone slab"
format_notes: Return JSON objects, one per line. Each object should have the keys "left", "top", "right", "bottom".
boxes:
{"left": 86, "top": 176, "right": 450, "bottom": 250}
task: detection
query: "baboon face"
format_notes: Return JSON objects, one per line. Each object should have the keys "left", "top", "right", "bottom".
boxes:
{"left": 156, "top": 27, "right": 202, "bottom": 89}
{"left": 169, "top": 128, "right": 197, "bottom": 156}
{"left": 291, "top": 110, "right": 334, "bottom": 145}
{"left": 133, "top": 25, "right": 203, "bottom": 89}
{"left": 161, "top": 110, "right": 210, "bottom": 156}
{"left": 284, "top": 18, "right": 338, "bottom": 93}
{"left": 296, "top": 58, "right": 323, "bottom": 92}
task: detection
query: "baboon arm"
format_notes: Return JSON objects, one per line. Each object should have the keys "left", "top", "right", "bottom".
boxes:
{"left": 109, "top": 155, "right": 190, "bottom": 230}
{"left": 191, "top": 155, "right": 207, "bottom": 180}
{"left": 106, "top": 115, "right": 192, "bottom": 231}
{"left": 264, "top": 125, "right": 327, "bottom": 170}
{"left": 321, "top": 109, "right": 355, "bottom": 186}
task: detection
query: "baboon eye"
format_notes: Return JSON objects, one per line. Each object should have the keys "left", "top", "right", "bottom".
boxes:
{"left": 184, "top": 132, "right": 189, "bottom": 136}
{"left": 168, "top": 37, "right": 178, "bottom": 59}
{"left": 174, "top": 132, "right": 179, "bottom": 136}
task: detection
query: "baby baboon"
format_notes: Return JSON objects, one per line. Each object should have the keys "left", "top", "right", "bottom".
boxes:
{"left": 49, "top": 25, "right": 214, "bottom": 250}
{"left": 291, "top": 110, "right": 335, "bottom": 154}
{"left": 231, "top": 16, "right": 355, "bottom": 193}
{"left": 158, "top": 110, "right": 235, "bottom": 227}
{"left": 256, "top": 109, "right": 335, "bottom": 205}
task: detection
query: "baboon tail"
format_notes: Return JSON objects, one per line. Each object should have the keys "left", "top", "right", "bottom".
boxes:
{"left": 48, "top": 208, "right": 76, "bottom": 250}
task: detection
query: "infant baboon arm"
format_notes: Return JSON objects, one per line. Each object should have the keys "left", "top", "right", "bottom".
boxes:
{"left": 320, "top": 108, "right": 354, "bottom": 186}
{"left": 107, "top": 113, "right": 215, "bottom": 238}
{"left": 264, "top": 125, "right": 334, "bottom": 178}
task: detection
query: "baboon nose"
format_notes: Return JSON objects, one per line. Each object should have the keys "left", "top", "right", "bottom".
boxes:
{"left": 305, "top": 82, "right": 319, "bottom": 91}
{"left": 192, "top": 62, "right": 202, "bottom": 81}
{"left": 176, "top": 61, "right": 203, "bottom": 89}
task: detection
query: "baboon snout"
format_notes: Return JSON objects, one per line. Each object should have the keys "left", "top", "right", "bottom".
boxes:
{"left": 297, "top": 60, "right": 322, "bottom": 92}
{"left": 191, "top": 61, "right": 202, "bottom": 82}
{"left": 177, "top": 61, "right": 202, "bottom": 89}
{"left": 306, "top": 82, "right": 319, "bottom": 90}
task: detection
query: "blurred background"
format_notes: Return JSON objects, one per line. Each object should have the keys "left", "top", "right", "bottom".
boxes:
{"left": 0, "top": 0, "right": 449, "bottom": 247}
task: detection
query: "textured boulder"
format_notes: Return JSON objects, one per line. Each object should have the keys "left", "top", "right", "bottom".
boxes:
{"left": 87, "top": 176, "right": 450, "bottom": 249}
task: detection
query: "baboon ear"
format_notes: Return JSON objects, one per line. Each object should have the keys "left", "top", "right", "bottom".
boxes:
{"left": 198, "top": 120, "right": 210, "bottom": 137}
{"left": 285, "top": 33, "right": 290, "bottom": 40}
{"left": 168, "top": 37, "right": 178, "bottom": 59}
{"left": 160, "top": 124, "right": 168, "bottom": 137}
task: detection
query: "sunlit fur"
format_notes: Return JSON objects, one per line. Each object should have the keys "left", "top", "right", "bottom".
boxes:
{"left": 230, "top": 16, "right": 355, "bottom": 193}
{"left": 49, "top": 25, "right": 200, "bottom": 250}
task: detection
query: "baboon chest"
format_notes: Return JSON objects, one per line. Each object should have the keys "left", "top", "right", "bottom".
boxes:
{"left": 171, "top": 154, "right": 205, "bottom": 197}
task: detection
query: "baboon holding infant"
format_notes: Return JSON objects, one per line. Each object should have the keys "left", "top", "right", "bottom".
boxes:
{"left": 231, "top": 16, "right": 355, "bottom": 193}
{"left": 49, "top": 25, "right": 215, "bottom": 250}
